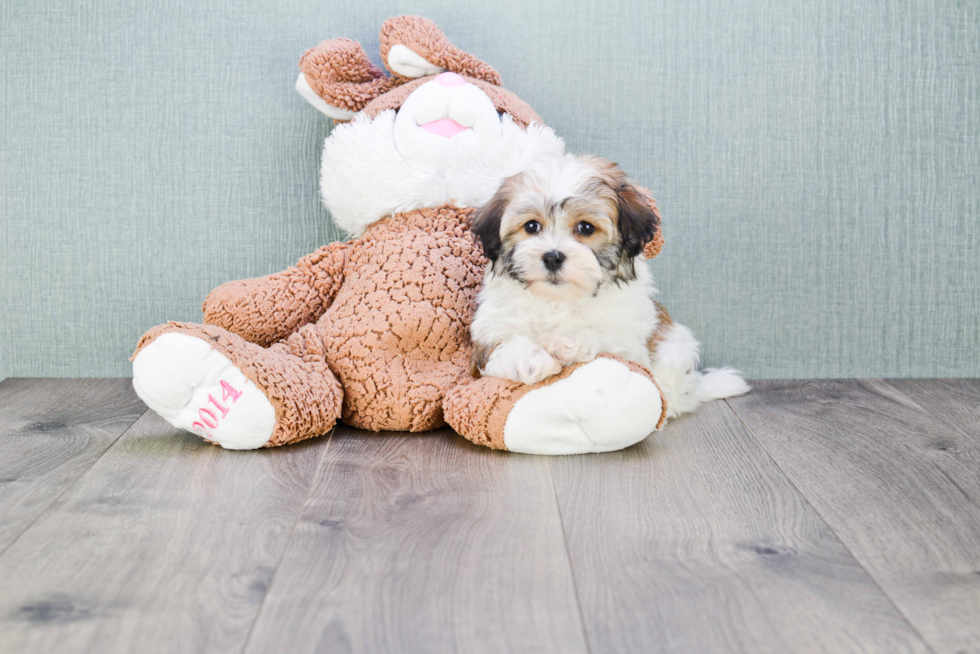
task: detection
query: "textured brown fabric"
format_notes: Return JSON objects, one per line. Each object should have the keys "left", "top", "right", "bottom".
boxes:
{"left": 444, "top": 353, "right": 667, "bottom": 450}
{"left": 379, "top": 15, "right": 502, "bottom": 86}
{"left": 299, "top": 38, "right": 401, "bottom": 113}
{"left": 318, "top": 206, "right": 485, "bottom": 431}
{"left": 298, "top": 17, "right": 543, "bottom": 128}
{"left": 203, "top": 241, "right": 349, "bottom": 348}
{"left": 360, "top": 75, "right": 544, "bottom": 129}
{"left": 133, "top": 322, "right": 344, "bottom": 447}
{"left": 443, "top": 375, "right": 525, "bottom": 450}
{"left": 135, "top": 202, "right": 667, "bottom": 447}
{"left": 644, "top": 228, "right": 665, "bottom": 260}
{"left": 143, "top": 204, "right": 485, "bottom": 437}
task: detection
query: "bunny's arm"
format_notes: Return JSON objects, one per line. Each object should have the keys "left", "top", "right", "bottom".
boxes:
{"left": 202, "top": 241, "right": 350, "bottom": 347}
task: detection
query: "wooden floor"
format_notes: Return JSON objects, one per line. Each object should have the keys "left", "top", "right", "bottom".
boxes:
{"left": 0, "top": 379, "right": 978, "bottom": 653}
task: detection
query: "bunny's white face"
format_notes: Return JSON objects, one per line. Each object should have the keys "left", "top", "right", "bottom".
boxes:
{"left": 393, "top": 72, "right": 506, "bottom": 174}
{"left": 313, "top": 76, "right": 566, "bottom": 237}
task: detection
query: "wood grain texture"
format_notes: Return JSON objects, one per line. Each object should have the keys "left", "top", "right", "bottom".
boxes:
{"left": 0, "top": 378, "right": 146, "bottom": 554}
{"left": 728, "top": 380, "right": 980, "bottom": 654}
{"left": 550, "top": 400, "right": 930, "bottom": 654}
{"left": 243, "top": 427, "right": 588, "bottom": 654}
{"left": 0, "top": 411, "right": 331, "bottom": 654}
{"left": 886, "top": 379, "right": 980, "bottom": 445}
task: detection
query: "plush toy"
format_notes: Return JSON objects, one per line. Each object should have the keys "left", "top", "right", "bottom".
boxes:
{"left": 131, "top": 16, "right": 667, "bottom": 454}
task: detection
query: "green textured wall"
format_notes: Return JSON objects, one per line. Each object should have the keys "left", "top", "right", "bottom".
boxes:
{"left": 1, "top": 0, "right": 978, "bottom": 379}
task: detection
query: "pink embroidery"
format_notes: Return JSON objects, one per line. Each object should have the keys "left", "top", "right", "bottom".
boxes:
{"left": 208, "top": 394, "right": 229, "bottom": 418}
{"left": 221, "top": 380, "right": 242, "bottom": 403}
{"left": 198, "top": 408, "right": 219, "bottom": 429}
{"left": 190, "top": 380, "right": 242, "bottom": 440}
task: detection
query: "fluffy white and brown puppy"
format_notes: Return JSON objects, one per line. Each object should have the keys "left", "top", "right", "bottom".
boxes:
{"left": 470, "top": 153, "right": 749, "bottom": 420}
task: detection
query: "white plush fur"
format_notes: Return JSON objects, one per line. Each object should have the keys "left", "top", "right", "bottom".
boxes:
{"left": 132, "top": 333, "right": 276, "bottom": 449}
{"left": 319, "top": 78, "right": 566, "bottom": 236}
{"left": 393, "top": 78, "right": 508, "bottom": 174}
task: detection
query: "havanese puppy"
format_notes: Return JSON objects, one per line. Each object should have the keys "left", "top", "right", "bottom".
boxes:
{"left": 469, "top": 153, "right": 749, "bottom": 420}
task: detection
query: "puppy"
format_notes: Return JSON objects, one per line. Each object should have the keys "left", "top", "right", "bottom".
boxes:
{"left": 469, "top": 153, "right": 749, "bottom": 420}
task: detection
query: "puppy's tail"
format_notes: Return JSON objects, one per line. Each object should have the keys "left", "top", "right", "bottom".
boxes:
{"left": 652, "top": 323, "right": 750, "bottom": 419}
{"left": 695, "top": 367, "right": 751, "bottom": 403}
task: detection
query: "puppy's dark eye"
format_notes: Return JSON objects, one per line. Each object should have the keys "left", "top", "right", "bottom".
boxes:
{"left": 524, "top": 220, "right": 541, "bottom": 234}
{"left": 576, "top": 221, "right": 596, "bottom": 236}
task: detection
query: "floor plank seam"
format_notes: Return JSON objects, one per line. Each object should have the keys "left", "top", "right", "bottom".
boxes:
{"left": 722, "top": 398, "right": 940, "bottom": 654}
{"left": 547, "top": 457, "right": 594, "bottom": 654}
{"left": 0, "top": 407, "right": 150, "bottom": 561}
{"left": 238, "top": 426, "right": 338, "bottom": 654}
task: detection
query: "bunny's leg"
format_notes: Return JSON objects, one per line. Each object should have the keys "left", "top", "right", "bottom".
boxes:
{"left": 443, "top": 354, "right": 666, "bottom": 455}
{"left": 132, "top": 322, "right": 342, "bottom": 449}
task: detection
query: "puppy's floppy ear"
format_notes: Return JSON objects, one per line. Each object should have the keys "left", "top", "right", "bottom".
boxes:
{"left": 614, "top": 180, "right": 662, "bottom": 259}
{"left": 583, "top": 156, "right": 664, "bottom": 259}
{"left": 471, "top": 186, "right": 509, "bottom": 263}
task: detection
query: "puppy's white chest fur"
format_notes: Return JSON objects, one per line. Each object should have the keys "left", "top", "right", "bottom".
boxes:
{"left": 472, "top": 262, "right": 659, "bottom": 378}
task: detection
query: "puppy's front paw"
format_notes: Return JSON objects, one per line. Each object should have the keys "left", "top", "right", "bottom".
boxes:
{"left": 543, "top": 336, "right": 599, "bottom": 367}
{"left": 514, "top": 349, "right": 562, "bottom": 385}
{"left": 484, "top": 336, "right": 563, "bottom": 385}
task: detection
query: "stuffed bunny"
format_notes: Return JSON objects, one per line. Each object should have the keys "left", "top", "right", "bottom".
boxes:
{"left": 131, "top": 16, "right": 666, "bottom": 454}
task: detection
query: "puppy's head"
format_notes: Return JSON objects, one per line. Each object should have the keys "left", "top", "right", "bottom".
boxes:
{"left": 472, "top": 154, "right": 661, "bottom": 301}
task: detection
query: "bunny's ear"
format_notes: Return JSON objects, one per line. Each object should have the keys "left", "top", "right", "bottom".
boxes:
{"left": 385, "top": 44, "right": 445, "bottom": 78}
{"left": 295, "top": 74, "right": 355, "bottom": 120}
{"left": 379, "top": 15, "right": 502, "bottom": 85}
{"left": 298, "top": 38, "right": 400, "bottom": 118}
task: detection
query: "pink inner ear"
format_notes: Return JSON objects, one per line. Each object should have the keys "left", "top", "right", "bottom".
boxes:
{"left": 419, "top": 118, "right": 470, "bottom": 138}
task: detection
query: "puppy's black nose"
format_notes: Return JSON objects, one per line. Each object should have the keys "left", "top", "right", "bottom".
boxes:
{"left": 542, "top": 250, "right": 566, "bottom": 272}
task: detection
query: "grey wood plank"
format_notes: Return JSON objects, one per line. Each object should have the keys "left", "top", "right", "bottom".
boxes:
{"left": 728, "top": 380, "right": 980, "bottom": 654}
{"left": 885, "top": 379, "right": 980, "bottom": 445}
{"left": 0, "top": 378, "right": 146, "bottom": 553}
{"left": 0, "top": 411, "right": 331, "bottom": 654}
{"left": 550, "top": 400, "right": 931, "bottom": 654}
{"left": 244, "top": 427, "right": 588, "bottom": 654}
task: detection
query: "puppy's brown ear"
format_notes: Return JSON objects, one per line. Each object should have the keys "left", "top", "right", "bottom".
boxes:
{"left": 583, "top": 156, "right": 664, "bottom": 259}
{"left": 615, "top": 181, "right": 662, "bottom": 259}
{"left": 471, "top": 187, "right": 508, "bottom": 263}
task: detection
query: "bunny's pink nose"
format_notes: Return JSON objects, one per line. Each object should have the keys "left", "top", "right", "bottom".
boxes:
{"left": 435, "top": 71, "right": 466, "bottom": 87}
